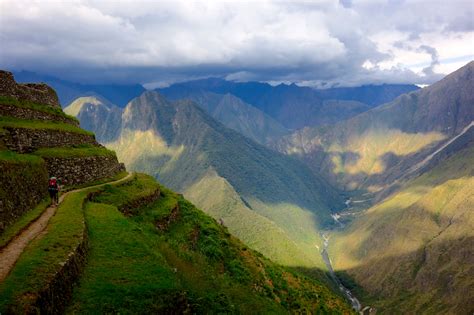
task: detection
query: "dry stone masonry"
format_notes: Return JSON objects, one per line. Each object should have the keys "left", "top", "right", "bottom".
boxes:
{"left": 42, "top": 155, "right": 125, "bottom": 186}
{"left": 0, "top": 70, "right": 128, "bottom": 234}
{"left": 2, "top": 127, "right": 99, "bottom": 153}
{"left": 0, "top": 70, "right": 60, "bottom": 108}
{"left": 0, "top": 159, "right": 48, "bottom": 234}
{"left": 0, "top": 104, "right": 79, "bottom": 126}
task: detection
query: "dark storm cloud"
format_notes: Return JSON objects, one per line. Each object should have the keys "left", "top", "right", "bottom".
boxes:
{"left": 0, "top": 0, "right": 472, "bottom": 87}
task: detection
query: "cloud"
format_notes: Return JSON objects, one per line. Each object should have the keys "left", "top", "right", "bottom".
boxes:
{"left": 417, "top": 45, "right": 440, "bottom": 76}
{"left": 0, "top": 0, "right": 472, "bottom": 87}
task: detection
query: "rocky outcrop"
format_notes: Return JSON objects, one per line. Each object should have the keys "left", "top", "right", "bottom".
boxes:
{"left": 0, "top": 159, "right": 48, "bottom": 234}
{"left": 41, "top": 155, "right": 125, "bottom": 186}
{"left": 0, "top": 70, "right": 60, "bottom": 108}
{"left": 0, "top": 103, "right": 79, "bottom": 126}
{"left": 2, "top": 127, "right": 98, "bottom": 153}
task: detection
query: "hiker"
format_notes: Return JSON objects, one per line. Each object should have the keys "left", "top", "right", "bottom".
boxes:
{"left": 48, "top": 176, "right": 60, "bottom": 205}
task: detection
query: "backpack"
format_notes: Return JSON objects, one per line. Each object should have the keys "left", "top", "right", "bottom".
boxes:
{"left": 48, "top": 178, "right": 58, "bottom": 190}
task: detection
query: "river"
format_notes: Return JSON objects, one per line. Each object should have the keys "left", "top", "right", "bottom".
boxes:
{"left": 320, "top": 233, "right": 362, "bottom": 312}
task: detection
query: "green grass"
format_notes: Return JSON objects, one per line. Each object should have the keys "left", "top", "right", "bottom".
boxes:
{"left": 68, "top": 202, "right": 181, "bottom": 314}
{"left": 33, "top": 145, "right": 116, "bottom": 159}
{"left": 0, "top": 150, "right": 44, "bottom": 164}
{"left": 91, "top": 173, "right": 160, "bottom": 208}
{"left": 0, "top": 190, "right": 88, "bottom": 312}
{"left": 76, "top": 174, "right": 353, "bottom": 313}
{"left": 0, "top": 95, "right": 78, "bottom": 123}
{"left": 0, "top": 198, "right": 50, "bottom": 248}
{"left": 0, "top": 116, "right": 93, "bottom": 136}
{"left": 0, "top": 171, "right": 352, "bottom": 313}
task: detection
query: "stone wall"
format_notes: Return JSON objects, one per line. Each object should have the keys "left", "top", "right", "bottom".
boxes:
{"left": 33, "top": 225, "right": 88, "bottom": 314}
{"left": 0, "top": 103, "right": 79, "bottom": 127}
{"left": 42, "top": 155, "right": 126, "bottom": 186}
{"left": 0, "top": 70, "right": 60, "bottom": 108}
{"left": 2, "top": 127, "right": 99, "bottom": 153}
{"left": 0, "top": 159, "right": 48, "bottom": 234}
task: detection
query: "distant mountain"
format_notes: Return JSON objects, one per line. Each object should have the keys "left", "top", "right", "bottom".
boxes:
{"left": 274, "top": 61, "right": 474, "bottom": 195}
{"left": 158, "top": 88, "right": 289, "bottom": 144}
{"left": 13, "top": 71, "right": 145, "bottom": 107}
{"left": 64, "top": 95, "right": 122, "bottom": 142}
{"left": 163, "top": 78, "right": 418, "bottom": 129}
{"left": 318, "top": 84, "right": 420, "bottom": 107}
{"left": 68, "top": 91, "right": 345, "bottom": 269}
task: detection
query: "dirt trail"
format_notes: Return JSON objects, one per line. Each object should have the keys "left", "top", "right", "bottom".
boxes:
{"left": 0, "top": 172, "right": 133, "bottom": 282}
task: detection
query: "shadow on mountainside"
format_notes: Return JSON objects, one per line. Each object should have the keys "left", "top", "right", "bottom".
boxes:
{"left": 331, "top": 235, "right": 474, "bottom": 315}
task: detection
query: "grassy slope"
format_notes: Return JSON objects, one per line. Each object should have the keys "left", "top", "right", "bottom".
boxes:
{"left": 329, "top": 145, "right": 474, "bottom": 314}
{"left": 0, "top": 116, "right": 93, "bottom": 135}
{"left": 68, "top": 202, "right": 180, "bottom": 314}
{"left": 184, "top": 168, "right": 321, "bottom": 268}
{"left": 0, "top": 149, "right": 44, "bottom": 163}
{"left": 33, "top": 145, "right": 116, "bottom": 158}
{"left": 70, "top": 174, "right": 353, "bottom": 314}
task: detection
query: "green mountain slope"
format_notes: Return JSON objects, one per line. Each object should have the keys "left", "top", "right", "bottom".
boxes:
{"left": 160, "top": 89, "right": 289, "bottom": 145}
{"left": 274, "top": 61, "right": 474, "bottom": 196}
{"left": 66, "top": 174, "right": 353, "bottom": 314}
{"left": 71, "top": 91, "right": 345, "bottom": 269}
{"left": 329, "top": 144, "right": 474, "bottom": 314}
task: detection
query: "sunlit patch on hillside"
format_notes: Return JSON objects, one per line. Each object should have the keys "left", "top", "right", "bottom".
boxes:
{"left": 331, "top": 176, "right": 474, "bottom": 273}
{"left": 183, "top": 169, "right": 317, "bottom": 267}
{"left": 104, "top": 128, "right": 184, "bottom": 167}
{"left": 328, "top": 128, "right": 446, "bottom": 176}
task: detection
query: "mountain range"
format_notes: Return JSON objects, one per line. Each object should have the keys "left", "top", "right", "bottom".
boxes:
{"left": 12, "top": 70, "right": 418, "bottom": 132}
{"left": 65, "top": 92, "right": 344, "bottom": 270}
{"left": 158, "top": 89, "right": 289, "bottom": 145}
{"left": 65, "top": 61, "right": 474, "bottom": 313}
{"left": 159, "top": 78, "right": 418, "bottom": 129}
{"left": 274, "top": 62, "right": 473, "bottom": 201}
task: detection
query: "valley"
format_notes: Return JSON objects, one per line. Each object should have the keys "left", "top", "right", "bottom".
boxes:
{"left": 61, "top": 61, "right": 474, "bottom": 314}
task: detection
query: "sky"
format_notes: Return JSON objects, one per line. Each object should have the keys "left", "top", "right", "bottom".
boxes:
{"left": 0, "top": 0, "right": 473, "bottom": 88}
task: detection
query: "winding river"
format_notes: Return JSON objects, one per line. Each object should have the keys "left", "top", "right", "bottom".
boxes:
{"left": 320, "top": 234, "right": 362, "bottom": 312}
